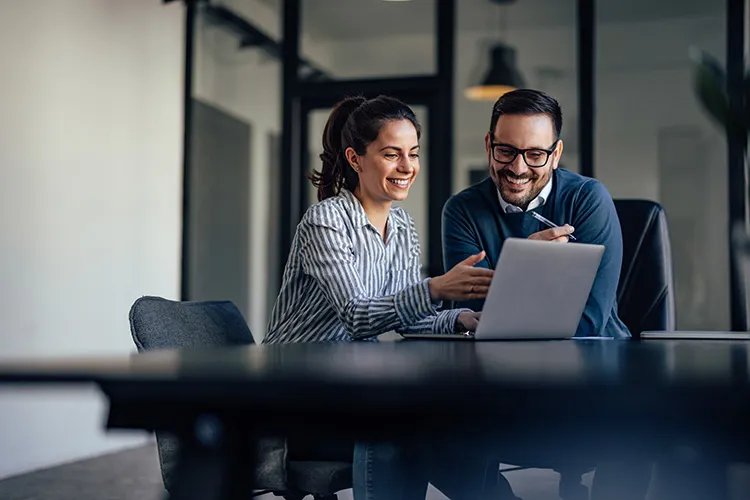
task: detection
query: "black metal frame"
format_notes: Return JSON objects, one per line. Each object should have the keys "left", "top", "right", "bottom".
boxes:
{"left": 280, "top": 0, "right": 303, "bottom": 255}
{"left": 727, "top": 0, "right": 747, "bottom": 331}
{"left": 577, "top": 0, "right": 595, "bottom": 179}
{"left": 201, "top": 3, "right": 329, "bottom": 81}
{"left": 489, "top": 141, "right": 560, "bottom": 167}
{"left": 178, "top": 0, "right": 195, "bottom": 300}
{"left": 279, "top": 0, "right": 456, "bottom": 282}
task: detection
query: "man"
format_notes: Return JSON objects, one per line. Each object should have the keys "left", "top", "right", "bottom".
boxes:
{"left": 442, "top": 88, "right": 629, "bottom": 338}
{"left": 442, "top": 89, "right": 651, "bottom": 500}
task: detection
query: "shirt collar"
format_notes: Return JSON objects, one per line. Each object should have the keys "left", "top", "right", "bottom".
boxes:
{"left": 338, "top": 188, "right": 407, "bottom": 232}
{"left": 497, "top": 175, "right": 553, "bottom": 214}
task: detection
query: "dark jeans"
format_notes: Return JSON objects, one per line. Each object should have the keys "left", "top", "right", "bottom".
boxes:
{"left": 353, "top": 439, "right": 518, "bottom": 500}
{"left": 289, "top": 438, "right": 652, "bottom": 500}
{"left": 551, "top": 462, "right": 653, "bottom": 500}
{"left": 287, "top": 437, "right": 354, "bottom": 462}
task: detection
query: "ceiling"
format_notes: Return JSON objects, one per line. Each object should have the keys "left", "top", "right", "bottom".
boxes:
{"left": 256, "top": 0, "right": 724, "bottom": 41}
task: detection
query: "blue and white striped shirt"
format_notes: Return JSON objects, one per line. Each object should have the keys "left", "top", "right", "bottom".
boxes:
{"left": 264, "top": 189, "right": 465, "bottom": 343}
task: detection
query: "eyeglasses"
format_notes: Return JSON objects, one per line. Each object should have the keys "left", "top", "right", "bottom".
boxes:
{"left": 489, "top": 139, "right": 558, "bottom": 168}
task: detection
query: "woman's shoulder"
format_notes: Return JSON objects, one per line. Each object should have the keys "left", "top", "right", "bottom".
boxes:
{"left": 301, "top": 195, "right": 351, "bottom": 231}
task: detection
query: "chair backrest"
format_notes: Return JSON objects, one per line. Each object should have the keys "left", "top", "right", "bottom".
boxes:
{"left": 614, "top": 199, "right": 676, "bottom": 338}
{"left": 129, "top": 295, "right": 254, "bottom": 351}
{"left": 128, "top": 296, "right": 254, "bottom": 492}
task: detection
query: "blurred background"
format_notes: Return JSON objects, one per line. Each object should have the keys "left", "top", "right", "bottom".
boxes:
{"left": 186, "top": 0, "right": 729, "bottom": 337}
{"left": 0, "top": 0, "right": 740, "bottom": 488}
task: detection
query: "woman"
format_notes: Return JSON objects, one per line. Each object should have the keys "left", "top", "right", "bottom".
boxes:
{"left": 264, "top": 96, "right": 516, "bottom": 499}
{"left": 265, "top": 95, "right": 489, "bottom": 344}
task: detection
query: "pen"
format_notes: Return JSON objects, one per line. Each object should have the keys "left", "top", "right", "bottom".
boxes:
{"left": 528, "top": 211, "right": 577, "bottom": 241}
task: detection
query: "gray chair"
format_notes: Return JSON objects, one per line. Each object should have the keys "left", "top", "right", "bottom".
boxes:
{"left": 128, "top": 296, "right": 352, "bottom": 500}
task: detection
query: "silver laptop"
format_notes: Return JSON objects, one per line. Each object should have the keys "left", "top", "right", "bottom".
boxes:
{"left": 401, "top": 238, "right": 605, "bottom": 341}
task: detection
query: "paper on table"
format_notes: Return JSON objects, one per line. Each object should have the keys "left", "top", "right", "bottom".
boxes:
{"left": 641, "top": 331, "right": 750, "bottom": 340}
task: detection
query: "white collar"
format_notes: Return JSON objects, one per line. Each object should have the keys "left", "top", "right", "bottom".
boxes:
{"left": 497, "top": 175, "right": 553, "bottom": 214}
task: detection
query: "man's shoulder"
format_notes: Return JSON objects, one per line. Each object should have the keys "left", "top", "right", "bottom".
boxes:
{"left": 556, "top": 169, "right": 612, "bottom": 204}
{"left": 444, "top": 178, "right": 493, "bottom": 213}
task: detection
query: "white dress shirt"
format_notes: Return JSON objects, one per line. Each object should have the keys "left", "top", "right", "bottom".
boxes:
{"left": 497, "top": 176, "right": 553, "bottom": 213}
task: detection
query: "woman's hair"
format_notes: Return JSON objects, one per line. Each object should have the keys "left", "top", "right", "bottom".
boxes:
{"left": 309, "top": 95, "right": 421, "bottom": 201}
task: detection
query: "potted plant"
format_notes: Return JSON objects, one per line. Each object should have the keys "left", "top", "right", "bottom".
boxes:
{"left": 690, "top": 47, "right": 750, "bottom": 329}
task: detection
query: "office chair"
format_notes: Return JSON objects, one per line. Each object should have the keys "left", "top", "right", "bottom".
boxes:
{"left": 614, "top": 199, "right": 676, "bottom": 336}
{"left": 128, "top": 296, "right": 351, "bottom": 500}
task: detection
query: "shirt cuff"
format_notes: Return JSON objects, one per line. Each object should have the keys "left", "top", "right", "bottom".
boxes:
{"left": 434, "top": 308, "right": 471, "bottom": 334}
{"left": 425, "top": 277, "right": 443, "bottom": 308}
{"left": 394, "top": 278, "right": 438, "bottom": 326}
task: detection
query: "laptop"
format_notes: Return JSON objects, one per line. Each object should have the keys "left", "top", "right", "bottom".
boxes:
{"left": 401, "top": 238, "right": 605, "bottom": 341}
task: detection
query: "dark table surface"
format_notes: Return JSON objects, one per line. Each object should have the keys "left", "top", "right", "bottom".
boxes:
{"left": 1, "top": 338, "right": 748, "bottom": 388}
{"left": 1, "top": 338, "right": 749, "bottom": 444}
{"left": 5, "top": 339, "right": 747, "bottom": 498}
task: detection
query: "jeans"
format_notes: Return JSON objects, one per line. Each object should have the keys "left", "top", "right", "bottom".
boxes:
{"left": 353, "top": 440, "right": 519, "bottom": 500}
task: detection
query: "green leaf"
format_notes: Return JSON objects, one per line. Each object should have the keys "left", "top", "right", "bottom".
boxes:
{"left": 690, "top": 47, "right": 732, "bottom": 133}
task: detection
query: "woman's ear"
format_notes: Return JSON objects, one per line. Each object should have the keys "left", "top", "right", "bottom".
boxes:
{"left": 345, "top": 147, "right": 361, "bottom": 172}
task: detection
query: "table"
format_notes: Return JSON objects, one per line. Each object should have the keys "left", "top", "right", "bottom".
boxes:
{"left": 1, "top": 338, "right": 749, "bottom": 499}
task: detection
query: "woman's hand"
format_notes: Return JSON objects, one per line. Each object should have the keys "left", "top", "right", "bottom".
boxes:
{"left": 429, "top": 251, "right": 494, "bottom": 302}
{"left": 456, "top": 311, "right": 481, "bottom": 332}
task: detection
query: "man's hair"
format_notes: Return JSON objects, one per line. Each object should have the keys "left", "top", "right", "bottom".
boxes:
{"left": 489, "top": 89, "right": 563, "bottom": 140}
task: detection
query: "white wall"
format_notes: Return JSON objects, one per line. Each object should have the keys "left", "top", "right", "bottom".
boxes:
{"left": 0, "top": 0, "right": 183, "bottom": 479}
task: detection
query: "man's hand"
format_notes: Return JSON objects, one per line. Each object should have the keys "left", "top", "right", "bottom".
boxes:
{"left": 528, "top": 224, "right": 575, "bottom": 243}
{"left": 456, "top": 311, "right": 481, "bottom": 332}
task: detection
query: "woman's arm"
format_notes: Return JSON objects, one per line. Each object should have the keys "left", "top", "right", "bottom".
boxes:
{"left": 395, "top": 308, "right": 470, "bottom": 335}
{"left": 392, "top": 210, "right": 473, "bottom": 335}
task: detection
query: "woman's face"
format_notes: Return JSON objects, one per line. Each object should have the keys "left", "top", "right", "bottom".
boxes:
{"left": 346, "top": 119, "right": 420, "bottom": 204}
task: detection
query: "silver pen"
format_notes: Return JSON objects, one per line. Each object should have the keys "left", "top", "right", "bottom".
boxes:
{"left": 528, "top": 211, "right": 577, "bottom": 241}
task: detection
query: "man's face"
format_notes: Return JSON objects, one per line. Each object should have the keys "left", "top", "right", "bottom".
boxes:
{"left": 485, "top": 113, "right": 563, "bottom": 211}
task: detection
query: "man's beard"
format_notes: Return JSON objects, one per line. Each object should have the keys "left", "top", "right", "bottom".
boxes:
{"left": 492, "top": 166, "right": 551, "bottom": 211}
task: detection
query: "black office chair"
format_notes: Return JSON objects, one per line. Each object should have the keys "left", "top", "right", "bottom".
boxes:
{"left": 128, "top": 296, "right": 351, "bottom": 500}
{"left": 614, "top": 199, "right": 676, "bottom": 337}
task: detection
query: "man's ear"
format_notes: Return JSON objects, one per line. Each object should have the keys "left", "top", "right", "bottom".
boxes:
{"left": 345, "top": 147, "right": 360, "bottom": 172}
{"left": 551, "top": 140, "right": 564, "bottom": 170}
{"left": 484, "top": 131, "right": 494, "bottom": 167}
{"left": 485, "top": 132, "right": 496, "bottom": 178}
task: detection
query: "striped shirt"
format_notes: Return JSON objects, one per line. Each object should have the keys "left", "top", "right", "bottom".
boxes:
{"left": 264, "top": 189, "right": 466, "bottom": 343}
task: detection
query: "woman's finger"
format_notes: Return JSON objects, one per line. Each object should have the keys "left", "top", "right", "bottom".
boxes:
{"left": 468, "top": 286, "right": 490, "bottom": 297}
{"left": 466, "top": 268, "right": 495, "bottom": 277}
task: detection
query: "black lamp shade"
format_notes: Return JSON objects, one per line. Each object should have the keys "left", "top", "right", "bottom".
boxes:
{"left": 465, "top": 43, "right": 525, "bottom": 100}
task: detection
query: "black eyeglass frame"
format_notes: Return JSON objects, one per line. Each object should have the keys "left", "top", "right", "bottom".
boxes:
{"left": 489, "top": 139, "right": 559, "bottom": 168}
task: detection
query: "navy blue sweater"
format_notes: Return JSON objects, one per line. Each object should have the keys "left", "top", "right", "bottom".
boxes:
{"left": 442, "top": 169, "right": 630, "bottom": 338}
